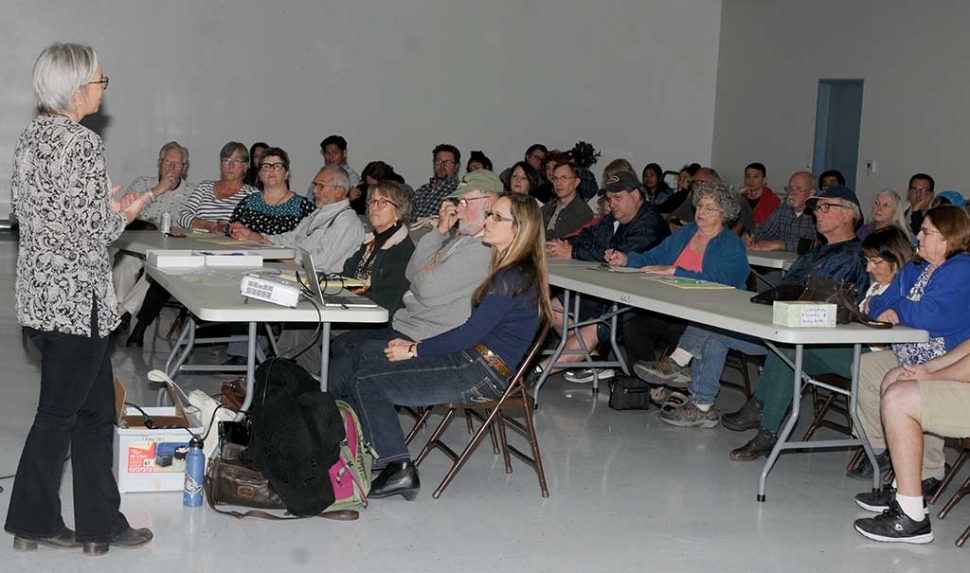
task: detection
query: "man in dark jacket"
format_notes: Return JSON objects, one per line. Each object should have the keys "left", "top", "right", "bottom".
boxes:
{"left": 544, "top": 172, "right": 667, "bottom": 383}
{"left": 547, "top": 171, "right": 667, "bottom": 261}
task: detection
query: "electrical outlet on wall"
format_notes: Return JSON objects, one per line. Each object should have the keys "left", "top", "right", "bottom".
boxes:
{"left": 864, "top": 160, "right": 877, "bottom": 175}
{"left": 805, "top": 155, "right": 812, "bottom": 170}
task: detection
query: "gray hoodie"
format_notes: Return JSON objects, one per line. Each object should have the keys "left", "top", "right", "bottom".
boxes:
{"left": 392, "top": 227, "right": 491, "bottom": 341}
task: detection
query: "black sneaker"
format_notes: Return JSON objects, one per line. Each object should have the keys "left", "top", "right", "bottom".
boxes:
{"left": 853, "top": 500, "right": 933, "bottom": 544}
{"left": 855, "top": 484, "right": 930, "bottom": 514}
{"left": 846, "top": 449, "right": 892, "bottom": 480}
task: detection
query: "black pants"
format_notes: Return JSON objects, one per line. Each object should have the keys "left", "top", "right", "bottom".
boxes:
{"left": 621, "top": 311, "right": 688, "bottom": 365}
{"left": 5, "top": 301, "right": 129, "bottom": 542}
{"left": 137, "top": 281, "right": 170, "bottom": 324}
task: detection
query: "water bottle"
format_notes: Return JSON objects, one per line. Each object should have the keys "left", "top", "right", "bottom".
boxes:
{"left": 183, "top": 437, "right": 204, "bottom": 507}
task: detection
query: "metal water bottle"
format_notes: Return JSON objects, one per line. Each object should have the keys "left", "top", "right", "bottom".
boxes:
{"left": 183, "top": 437, "right": 204, "bottom": 507}
{"left": 160, "top": 212, "right": 172, "bottom": 234}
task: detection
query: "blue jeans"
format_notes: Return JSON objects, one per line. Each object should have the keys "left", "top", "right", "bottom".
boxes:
{"left": 330, "top": 349, "right": 507, "bottom": 467}
{"left": 684, "top": 327, "right": 768, "bottom": 406}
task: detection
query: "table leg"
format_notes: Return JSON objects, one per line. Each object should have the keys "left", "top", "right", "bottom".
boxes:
{"left": 319, "top": 321, "right": 332, "bottom": 392}
{"left": 846, "top": 344, "right": 880, "bottom": 492}
{"left": 533, "top": 289, "right": 571, "bottom": 401}
{"left": 157, "top": 317, "right": 196, "bottom": 407}
{"left": 758, "top": 343, "right": 804, "bottom": 501}
{"left": 571, "top": 293, "right": 598, "bottom": 392}
{"left": 235, "top": 322, "right": 257, "bottom": 421}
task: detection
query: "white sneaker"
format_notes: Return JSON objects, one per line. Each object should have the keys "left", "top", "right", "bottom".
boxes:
{"left": 564, "top": 368, "right": 616, "bottom": 384}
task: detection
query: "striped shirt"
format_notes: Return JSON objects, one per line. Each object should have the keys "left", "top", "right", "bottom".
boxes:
{"left": 175, "top": 180, "right": 256, "bottom": 228}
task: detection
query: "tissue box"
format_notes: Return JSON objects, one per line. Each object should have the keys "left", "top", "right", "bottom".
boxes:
{"left": 112, "top": 378, "right": 203, "bottom": 493}
{"left": 772, "top": 301, "right": 838, "bottom": 328}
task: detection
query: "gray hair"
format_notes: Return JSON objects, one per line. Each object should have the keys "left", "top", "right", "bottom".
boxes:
{"left": 368, "top": 180, "right": 413, "bottom": 223}
{"left": 32, "top": 43, "right": 99, "bottom": 113}
{"left": 693, "top": 180, "right": 741, "bottom": 223}
{"left": 219, "top": 141, "right": 249, "bottom": 163}
{"left": 321, "top": 164, "right": 351, "bottom": 193}
{"left": 158, "top": 141, "right": 189, "bottom": 172}
{"left": 873, "top": 189, "right": 913, "bottom": 239}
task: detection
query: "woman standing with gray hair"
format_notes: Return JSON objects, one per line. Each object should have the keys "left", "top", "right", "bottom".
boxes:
{"left": 6, "top": 43, "right": 153, "bottom": 556}
{"left": 606, "top": 181, "right": 750, "bottom": 288}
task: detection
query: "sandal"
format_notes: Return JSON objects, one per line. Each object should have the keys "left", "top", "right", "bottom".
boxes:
{"left": 661, "top": 391, "right": 689, "bottom": 413}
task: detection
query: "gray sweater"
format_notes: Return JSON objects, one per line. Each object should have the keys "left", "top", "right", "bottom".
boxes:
{"left": 267, "top": 199, "right": 364, "bottom": 273}
{"left": 392, "top": 228, "right": 492, "bottom": 341}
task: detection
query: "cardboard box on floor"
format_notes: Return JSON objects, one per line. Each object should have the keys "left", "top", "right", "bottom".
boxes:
{"left": 112, "top": 378, "right": 203, "bottom": 493}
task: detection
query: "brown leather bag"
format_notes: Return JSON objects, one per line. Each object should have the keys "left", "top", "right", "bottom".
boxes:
{"left": 205, "top": 442, "right": 358, "bottom": 521}
{"left": 220, "top": 378, "right": 247, "bottom": 411}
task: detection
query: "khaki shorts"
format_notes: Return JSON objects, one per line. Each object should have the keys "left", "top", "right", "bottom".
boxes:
{"left": 919, "top": 380, "right": 970, "bottom": 438}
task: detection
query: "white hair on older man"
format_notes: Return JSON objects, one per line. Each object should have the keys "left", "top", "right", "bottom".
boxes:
{"left": 32, "top": 43, "right": 99, "bottom": 113}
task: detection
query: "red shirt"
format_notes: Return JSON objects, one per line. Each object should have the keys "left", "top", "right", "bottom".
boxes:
{"left": 743, "top": 186, "right": 780, "bottom": 225}
{"left": 672, "top": 242, "right": 704, "bottom": 273}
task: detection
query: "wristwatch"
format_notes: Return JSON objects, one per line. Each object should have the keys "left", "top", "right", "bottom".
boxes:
{"left": 407, "top": 344, "right": 417, "bottom": 359}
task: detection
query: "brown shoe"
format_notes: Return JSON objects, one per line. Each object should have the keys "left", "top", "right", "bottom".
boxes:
{"left": 729, "top": 428, "right": 777, "bottom": 461}
{"left": 12, "top": 526, "right": 82, "bottom": 551}
{"left": 83, "top": 527, "right": 153, "bottom": 556}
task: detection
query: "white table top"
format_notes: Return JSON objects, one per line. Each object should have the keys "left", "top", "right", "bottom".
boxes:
{"left": 549, "top": 264, "right": 928, "bottom": 346}
{"left": 746, "top": 250, "right": 797, "bottom": 270}
{"left": 146, "top": 264, "right": 389, "bottom": 324}
{"left": 115, "top": 229, "right": 296, "bottom": 260}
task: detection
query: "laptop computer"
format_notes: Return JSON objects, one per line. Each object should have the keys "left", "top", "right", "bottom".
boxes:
{"left": 297, "top": 248, "right": 379, "bottom": 309}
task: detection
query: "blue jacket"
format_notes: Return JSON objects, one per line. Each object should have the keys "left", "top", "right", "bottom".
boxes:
{"left": 623, "top": 222, "right": 749, "bottom": 289}
{"left": 569, "top": 204, "right": 668, "bottom": 262}
{"left": 783, "top": 238, "right": 870, "bottom": 303}
{"left": 868, "top": 254, "right": 970, "bottom": 351}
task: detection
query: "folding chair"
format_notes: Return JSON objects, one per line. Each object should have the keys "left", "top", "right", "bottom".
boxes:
{"left": 410, "top": 324, "right": 551, "bottom": 499}
{"left": 936, "top": 439, "right": 970, "bottom": 547}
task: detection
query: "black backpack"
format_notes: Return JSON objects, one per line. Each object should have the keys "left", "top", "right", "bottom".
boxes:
{"left": 242, "top": 358, "right": 345, "bottom": 516}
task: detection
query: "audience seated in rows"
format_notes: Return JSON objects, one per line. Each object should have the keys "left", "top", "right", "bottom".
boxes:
{"left": 853, "top": 337, "right": 970, "bottom": 544}
{"left": 642, "top": 163, "right": 674, "bottom": 205}
{"left": 539, "top": 171, "right": 668, "bottom": 376}
{"left": 319, "top": 171, "right": 501, "bottom": 375}
{"left": 244, "top": 141, "right": 268, "bottom": 189}
{"left": 330, "top": 193, "right": 552, "bottom": 501}
{"left": 724, "top": 227, "right": 913, "bottom": 460}
{"left": 112, "top": 141, "right": 194, "bottom": 331}
{"left": 541, "top": 160, "right": 594, "bottom": 240}
{"left": 739, "top": 162, "right": 780, "bottom": 225}
{"left": 743, "top": 170, "right": 818, "bottom": 252}
{"left": 856, "top": 189, "right": 911, "bottom": 241}
{"left": 905, "top": 172, "right": 936, "bottom": 236}
{"left": 847, "top": 206, "right": 970, "bottom": 492}
{"left": 411, "top": 144, "right": 461, "bottom": 221}
{"left": 637, "top": 186, "right": 869, "bottom": 429}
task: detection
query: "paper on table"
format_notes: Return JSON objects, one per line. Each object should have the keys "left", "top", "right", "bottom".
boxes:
{"left": 588, "top": 264, "right": 642, "bottom": 273}
{"left": 652, "top": 277, "right": 733, "bottom": 290}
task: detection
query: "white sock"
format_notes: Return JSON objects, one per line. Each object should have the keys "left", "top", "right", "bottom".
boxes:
{"left": 895, "top": 494, "right": 925, "bottom": 521}
{"left": 669, "top": 347, "right": 693, "bottom": 367}
{"left": 695, "top": 403, "right": 711, "bottom": 412}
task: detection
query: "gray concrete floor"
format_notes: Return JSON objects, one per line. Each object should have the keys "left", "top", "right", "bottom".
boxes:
{"left": 0, "top": 235, "right": 968, "bottom": 572}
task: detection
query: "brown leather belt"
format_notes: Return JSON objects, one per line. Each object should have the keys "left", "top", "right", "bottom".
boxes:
{"left": 472, "top": 344, "right": 511, "bottom": 378}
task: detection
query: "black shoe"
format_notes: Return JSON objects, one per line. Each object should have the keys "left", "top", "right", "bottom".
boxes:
{"left": 854, "top": 500, "right": 933, "bottom": 544}
{"left": 855, "top": 482, "right": 936, "bottom": 514}
{"left": 112, "top": 312, "right": 131, "bottom": 335}
{"left": 125, "top": 320, "right": 148, "bottom": 348}
{"left": 368, "top": 459, "right": 420, "bottom": 501}
{"left": 12, "top": 526, "right": 81, "bottom": 551}
{"left": 82, "top": 527, "right": 153, "bottom": 556}
{"left": 729, "top": 428, "right": 776, "bottom": 461}
{"left": 846, "top": 449, "right": 893, "bottom": 480}
{"left": 721, "top": 398, "right": 763, "bottom": 432}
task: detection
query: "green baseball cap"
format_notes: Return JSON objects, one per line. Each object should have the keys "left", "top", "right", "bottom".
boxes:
{"left": 447, "top": 170, "right": 504, "bottom": 198}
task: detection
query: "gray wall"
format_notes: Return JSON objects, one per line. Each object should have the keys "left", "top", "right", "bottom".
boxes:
{"left": 712, "top": 0, "right": 970, "bottom": 205}
{"left": 0, "top": 0, "right": 723, "bottom": 215}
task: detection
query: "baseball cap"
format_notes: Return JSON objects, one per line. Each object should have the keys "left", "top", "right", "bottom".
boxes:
{"left": 805, "top": 185, "right": 861, "bottom": 210}
{"left": 447, "top": 170, "right": 504, "bottom": 198}
{"left": 600, "top": 171, "right": 642, "bottom": 196}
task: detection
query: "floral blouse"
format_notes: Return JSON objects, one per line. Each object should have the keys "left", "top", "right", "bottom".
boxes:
{"left": 12, "top": 114, "right": 127, "bottom": 337}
